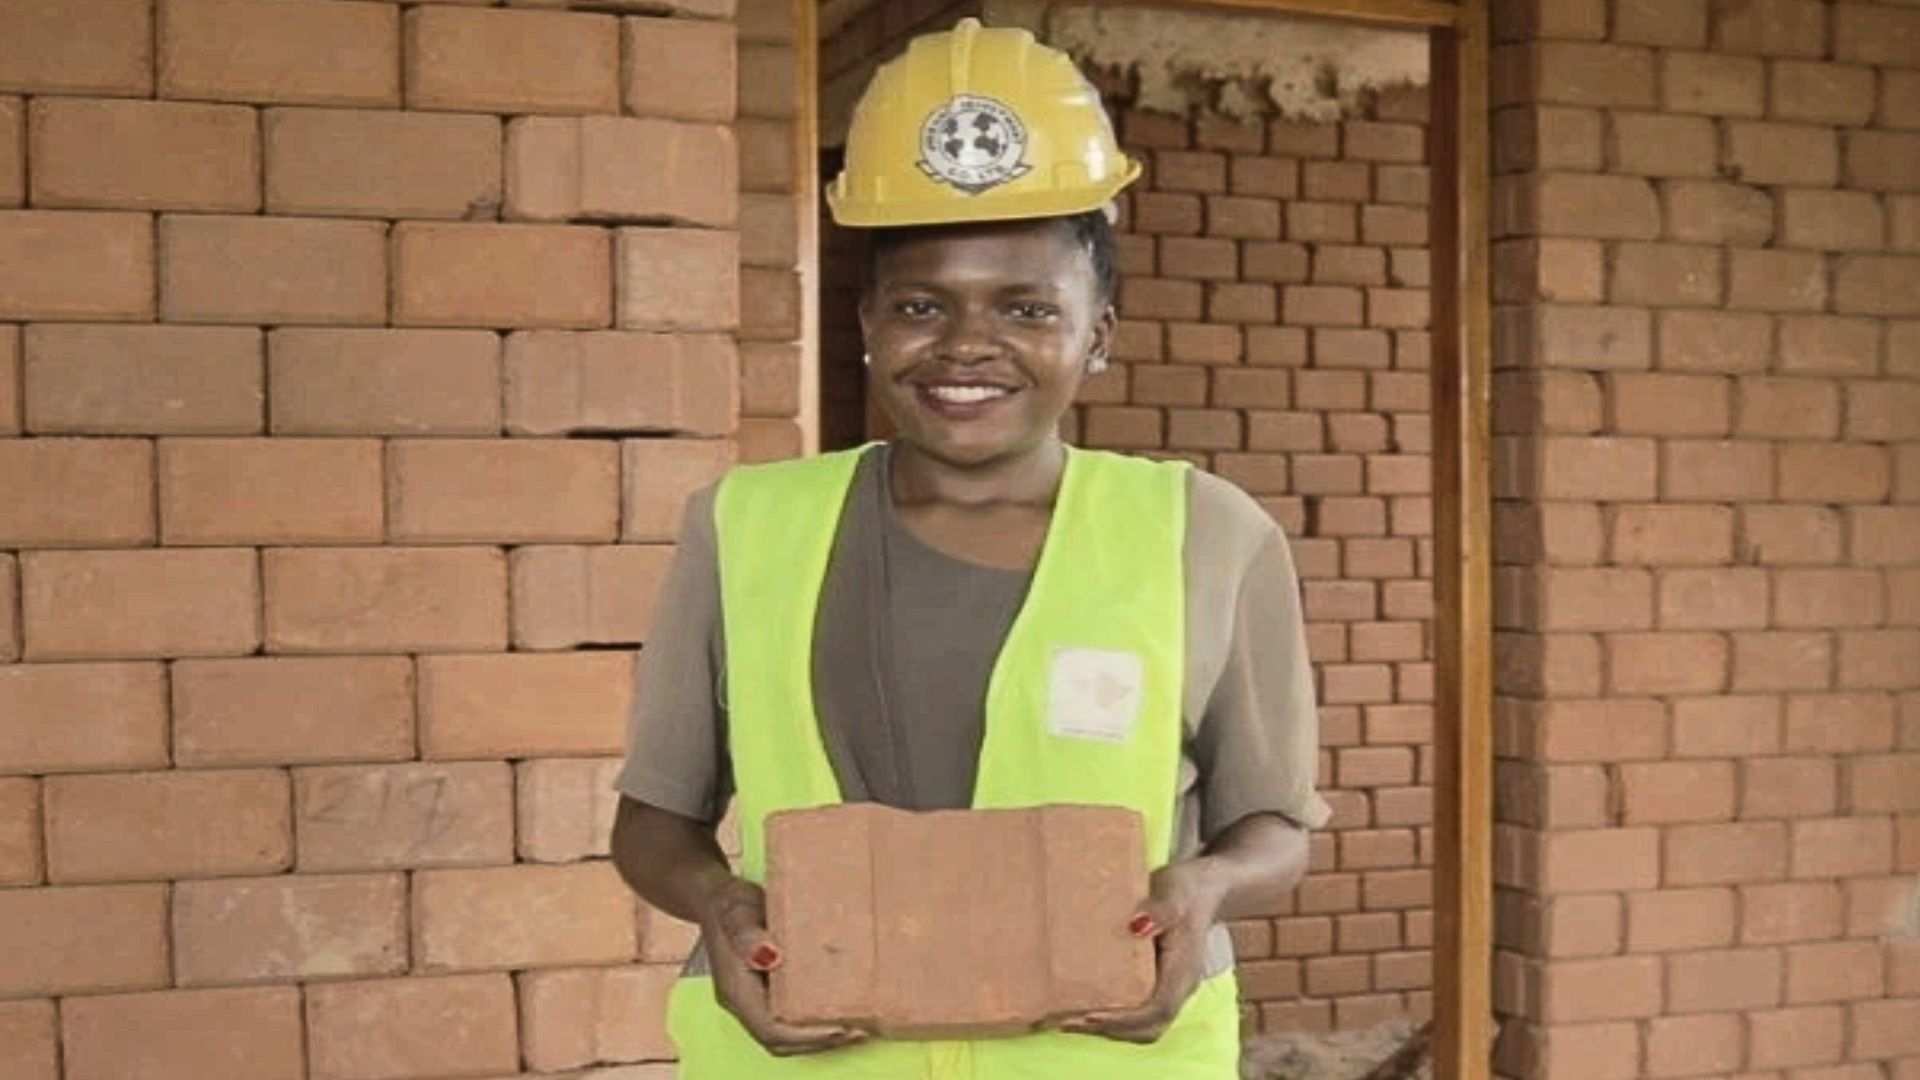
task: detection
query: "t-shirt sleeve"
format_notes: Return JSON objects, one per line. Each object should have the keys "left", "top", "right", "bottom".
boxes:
{"left": 613, "top": 483, "right": 734, "bottom": 824}
{"left": 1191, "top": 526, "right": 1334, "bottom": 839}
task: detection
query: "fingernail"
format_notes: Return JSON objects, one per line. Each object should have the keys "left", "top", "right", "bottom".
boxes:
{"left": 749, "top": 944, "right": 782, "bottom": 970}
{"left": 1128, "top": 913, "right": 1157, "bottom": 937}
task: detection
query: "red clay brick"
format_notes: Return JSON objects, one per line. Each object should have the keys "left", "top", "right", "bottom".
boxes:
{"left": 736, "top": 117, "right": 792, "bottom": 192}
{"left": 0, "top": 438, "right": 153, "bottom": 547}
{"left": 387, "top": 438, "right": 617, "bottom": 543}
{"left": 1643, "top": 1013, "right": 1742, "bottom": 1077}
{"left": 739, "top": 194, "right": 799, "bottom": 269}
{"left": 0, "top": 0, "right": 150, "bottom": 96}
{"left": 1492, "top": 105, "right": 1603, "bottom": 173}
{"left": 1667, "top": 946, "right": 1784, "bottom": 1014}
{"left": 1773, "top": 60, "right": 1877, "bottom": 126}
{"left": 1609, "top": 111, "right": 1717, "bottom": 177}
{"left": 24, "top": 324, "right": 261, "bottom": 435}
{"left": 0, "top": 999, "right": 55, "bottom": 1080}
{"left": 1781, "top": 444, "right": 1890, "bottom": 504}
{"left": 0, "top": 884, "right": 167, "bottom": 997}
{"left": 768, "top": 804, "right": 1153, "bottom": 1036}
{"left": 263, "top": 547, "right": 506, "bottom": 654}
{"left": 0, "top": 325, "right": 16, "bottom": 433}
{"left": 0, "top": 211, "right": 153, "bottom": 321}
{"left": 1741, "top": 881, "right": 1844, "bottom": 945}
{"left": 265, "top": 108, "right": 501, "bottom": 220}
{"left": 415, "top": 862, "right": 636, "bottom": 971}
{"left": 0, "top": 663, "right": 166, "bottom": 775}
{"left": 161, "top": 437, "right": 383, "bottom": 545}
{"left": 740, "top": 266, "right": 800, "bottom": 341}
{"left": 1792, "top": 817, "right": 1894, "bottom": 880}
{"left": 294, "top": 762, "right": 512, "bottom": 872}
{"left": 1779, "top": 315, "right": 1880, "bottom": 376}
{"left": 160, "top": 0, "right": 398, "bottom": 106}
{"left": 1666, "top": 821, "right": 1789, "bottom": 886}
{"left": 1662, "top": 50, "right": 1765, "bottom": 116}
{"left": 508, "top": 116, "right": 734, "bottom": 226}
{"left": 1781, "top": 189, "right": 1884, "bottom": 252}
{"left": 173, "top": 657, "right": 413, "bottom": 768}
{"left": 393, "top": 222, "right": 610, "bottom": 329}
{"left": 1744, "top": 757, "right": 1839, "bottom": 820}
{"left": 511, "top": 544, "right": 671, "bottom": 651}
{"left": 1787, "top": 940, "right": 1885, "bottom": 1006}
{"left": 1730, "top": 249, "right": 1828, "bottom": 312}
{"left": 506, "top": 330, "right": 735, "bottom": 437}
{"left": 1853, "top": 999, "right": 1920, "bottom": 1059}
{"left": 623, "top": 16, "right": 736, "bottom": 122}
{"left": 62, "top": 987, "right": 302, "bottom": 1080}
{"left": 515, "top": 757, "right": 622, "bottom": 863}
{"left": 616, "top": 227, "right": 740, "bottom": 331}
{"left": 45, "top": 769, "right": 289, "bottom": 883}
{"left": 1837, "top": 254, "right": 1920, "bottom": 317}
{"left": 268, "top": 328, "right": 501, "bottom": 436}
{"left": 519, "top": 964, "right": 676, "bottom": 1071}
{"left": 1626, "top": 887, "right": 1735, "bottom": 953}
{"left": 1741, "top": 506, "right": 1843, "bottom": 567}
{"left": 305, "top": 975, "right": 520, "bottom": 1080}
{"left": 30, "top": 98, "right": 257, "bottom": 212}
{"left": 22, "top": 549, "right": 258, "bottom": 660}
{"left": 1786, "top": 691, "right": 1897, "bottom": 752}
{"left": 418, "top": 651, "right": 632, "bottom": 759}
{"left": 0, "top": 777, "right": 38, "bottom": 885}
{"left": 621, "top": 438, "right": 735, "bottom": 541}
{"left": 162, "top": 215, "right": 386, "bottom": 325}
{"left": 405, "top": 7, "right": 615, "bottom": 114}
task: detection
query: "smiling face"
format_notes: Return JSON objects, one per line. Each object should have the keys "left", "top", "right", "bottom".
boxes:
{"left": 859, "top": 216, "right": 1116, "bottom": 470}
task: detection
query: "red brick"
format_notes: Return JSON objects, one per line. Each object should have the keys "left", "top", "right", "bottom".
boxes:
{"left": 268, "top": 328, "right": 500, "bottom": 436}
{"left": 1835, "top": 2, "right": 1920, "bottom": 65}
{"left": 1363, "top": 206, "right": 1429, "bottom": 247}
{"left": 1661, "top": 439, "right": 1772, "bottom": 501}
{"left": 1497, "top": 41, "right": 1656, "bottom": 108}
{"left": 508, "top": 116, "right": 733, "bottom": 226}
{"left": 515, "top": 758, "right": 622, "bottom": 863}
{"left": 0, "top": 325, "right": 16, "bottom": 433}
{"left": 736, "top": 117, "right": 792, "bottom": 192}
{"left": 616, "top": 227, "right": 739, "bottom": 331}
{"left": 1841, "top": 630, "right": 1920, "bottom": 690}
{"left": 22, "top": 549, "right": 258, "bottom": 661}
{"left": 160, "top": 437, "right": 382, "bottom": 545}
{"left": 173, "top": 657, "right": 413, "bottom": 767}
{"left": 0, "top": 884, "right": 167, "bottom": 997}
{"left": 0, "top": 210, "right": 153, "bottom": 321}
{"left": 0, "top": 999, "right": 55, "bottom": 1080}
{"left": 1838, "top": 254, "right": 1920, "bottom": 316}
{"left": 160, "top": 0, "right": 397, "bottom": 106}
{"left": 739, "top": 194, "right": 798, "bottom": 270}
{"left": 1715, "top": 0, "right": 1827, "bottom": 55}
{"left": 1781, "top": 444, "right": 1890, "bottom": 504}
{"left": 511, "top": 544, "right": 671, "bottom": 651}
{"left": 1786, "top": 692, "right": 1897, "bottom": 752}
{"left": 45, "top": 769, "right": 289, "bottom": 883}
{"left": 623, "top": 16, "right": 736, "bottom": 122}
{"left": 740, "top": 342, "right": 799, "bottom": 417}
{"left": 306, "top": 975, "right": 519, "bottom": 1080}
{"left": 394, "top": 223, "right": 609, "bottom": 329}
{"left": 740, "top": 266, "right": 800, "bottom": 341}
{"left": 1780, "top": 189, "right": 1884, "bottom": 252}
{"left": 1166, "top": 322, "right": 1241, "bottom": 364}
{"left": 1666, "top": 821, "right": 1789, "bottom": 886}
{"left": 1662, "top": 50, "right": 1765, "bottom": 116}
{"left": 1792, "top": 817, "right": 1893, "bottom": 879}
{"left": 1536, "top": 955, "right": 1663, "bottom": 1022}
{"left": 1641, "top": 1014, "right": 1742, "bottom": 1077}
{"left": 1666, "top": 946, "right": 1783, "bottom": 1014}
{"left": 518, "top": 965, "right": 676, "bottom": 1071}
{"left": 768, "top": 803, "right": 1153, "bottom": 1036}
{"left": 1614, "top": 113, "right": 1716, "bottom": 174}
{"left": 419, "top": 651, "right": 632, "bottom": 759}
{"left": 264, "top": 547, "right": 507, "bottom": 654}
{"left": 506, "top": 330, "right": 733, "bottom": 437}
{"left": 162, "top": 215, "right": 385, "bottom": 325}
{"left": 1779, "top": 315, "right": 1880, "bottom": 376}
{"left": 1619, "top": 761, "right": 1736, "bottom": 824}
{"left": 415, "top": 862, "right": 636, "bottom": 971}
{"left": 1508, "top": 173, "right": 1660, "bottom": 240}
{"left": 0, "top": 0, "right": 150, "bottom": 96}
{"left": 1735, "top": 376, "right": 1840, "bottom": 440}
{"left": 621, "top": 438, "right": 735, "bottom": 541}
{"left": 388, "top": 438, "right": 617, "bottom": 543}
{"left": 1743, "top": 757, "right": 1839, "bottom": 820}
{"left": 1773, "top": 60, "right": 1878, "bottom": 125}
{"left": 0, "top": 438, "right": 153, "bottom": 547}
{"left": 1746, "top": 1005, "right": 1844, "bottom": 1070}
{"left": 1743, "top": 507, "right": 1843, "bottom": 568}
{"left": 1853, "top": 999, "right": 1920, "bottom": 1058}
{"left": 1742, "top": 881, "right": 1844, "bottom": 945}
{"left": 1885, "top": 71, "right": 1920, "bottom": 130}
{"left": 265, "top": 108, "right": 501, "bottom": 220}
{"left": 1610, "top": 504, "right": 1734, "bottom": 565}
{"left": 1786, "top": 940, "right": 1885, "bottom": 1006}
{"left": 1492, "top": 105, "right": 1604, "bottom": 173}
{"left": 24, "top": 324, "right": 260, "bottom": 435}
{"left": 406, "top": 7, "right": 615, "bottom": 113}
{"left": 1622, "top": 886, "right": 1733, "bottom": 954}
{"left": 0, "top": 776, "right": 37, "bottom": 884}
{"left": 30, "top": 98, "right": 256, "bottom": 212}
{"left": 0, "top": 664, "right": 164, "bottom": 776}
{"left": 1658, "top": 567, "right": 1769, "bottom": 630}
{"left": 62, "top": 986, "right": 302, "bottom": 1080}
{"left": 737, "top": 41, "right": 796, "bottom": 119}
{"left": 294, "top": 762, "right": 512, "bottom": 872}
{"left": 1730, "top": 249, "right": 1828, "bottom": 312}
{"left": 1850, "top": 382, "right": 1920, "bottom": 443}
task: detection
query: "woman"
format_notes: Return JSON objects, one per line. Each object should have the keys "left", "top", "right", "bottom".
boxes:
{"left": 611, "top": 18, "right": 1330, "bottom": 1078}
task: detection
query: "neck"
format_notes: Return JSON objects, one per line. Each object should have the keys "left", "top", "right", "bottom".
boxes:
{"left": 888, "top": 437, "right": 1068, "bottom": 508}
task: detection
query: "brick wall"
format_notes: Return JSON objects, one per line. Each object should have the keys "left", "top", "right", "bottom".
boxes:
{"left": 1066, "top": 90, "right": 1440, "bottom": 1034}
{"left": 0, "top": 0, "right": 794, "bottom": 1075}
{"left": 1486, "top": 1, "right": 1920, "bottom": 1077}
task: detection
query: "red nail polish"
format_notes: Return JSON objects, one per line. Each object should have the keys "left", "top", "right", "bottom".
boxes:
{"left": 749, "top": 944, "right": 781, "bottom": 970}
{"left": 1128, "top": 913, "right": 1156, "bottom": 937}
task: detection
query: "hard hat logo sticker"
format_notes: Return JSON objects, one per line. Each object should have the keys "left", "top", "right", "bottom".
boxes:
{"left": 918, "top": 95, "right": 1032, "bottom": 195}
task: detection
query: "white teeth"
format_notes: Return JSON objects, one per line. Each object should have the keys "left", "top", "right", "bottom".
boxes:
{"left": 925, "top": 385, "right": 1011, "bottom": 404}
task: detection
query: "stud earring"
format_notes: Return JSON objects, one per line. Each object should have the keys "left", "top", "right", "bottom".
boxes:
{"left": 862, "top": 353, "right": 872, "bottom": 367}
{"left": 1087, "top": 356, "right": 1109, "bottom": 375}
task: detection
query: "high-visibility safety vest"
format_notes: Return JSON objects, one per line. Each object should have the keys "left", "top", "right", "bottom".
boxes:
{"left": 666, "top": 444, "right": 1242, "bottom": 1079}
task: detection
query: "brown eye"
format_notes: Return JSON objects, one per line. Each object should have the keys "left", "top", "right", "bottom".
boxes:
{"left": 1007, "top": 301, "right": 1059, "bottom": 321}
{"left": 895, "top": 298, "right": 940, "bottom": 319}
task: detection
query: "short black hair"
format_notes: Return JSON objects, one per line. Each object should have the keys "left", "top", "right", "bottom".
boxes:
{"left": 862, "top": 208, "right": 1119, "bottom": 305}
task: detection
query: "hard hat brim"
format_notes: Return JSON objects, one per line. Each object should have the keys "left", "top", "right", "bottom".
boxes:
{"left": 826, "top": 161, "right": 1142, "bottom": 229}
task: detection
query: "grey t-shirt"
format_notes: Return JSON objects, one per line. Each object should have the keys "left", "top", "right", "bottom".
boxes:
{"left": 616, "top": 443, "right": 1332, "bottom": 973}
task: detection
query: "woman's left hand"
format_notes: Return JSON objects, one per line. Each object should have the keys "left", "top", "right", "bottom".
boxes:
{"left": 1058, "top": 858, "right": 1223, "bottom": 1044}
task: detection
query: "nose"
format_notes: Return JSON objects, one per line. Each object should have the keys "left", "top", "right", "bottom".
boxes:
{"left": 936, "top": 307, "right": 1001, "bottom": 365}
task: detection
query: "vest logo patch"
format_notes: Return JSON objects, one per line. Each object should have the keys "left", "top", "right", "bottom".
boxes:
{"left": 1047, "top": 647, "right": 1143, "bottom": 744}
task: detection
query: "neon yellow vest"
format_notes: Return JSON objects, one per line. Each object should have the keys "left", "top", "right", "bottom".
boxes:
{"left": 667, "top": 445, "right": 1241, "bottom": 1079}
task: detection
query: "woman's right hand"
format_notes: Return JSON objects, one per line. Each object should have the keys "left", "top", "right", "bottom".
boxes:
{"left": 696, "top": 875, "right": 869, "bottom": 1057}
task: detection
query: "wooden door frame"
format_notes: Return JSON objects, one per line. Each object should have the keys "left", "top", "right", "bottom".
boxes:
{"left": 793, "top": 3, "right": 1494, "bottom": 1077}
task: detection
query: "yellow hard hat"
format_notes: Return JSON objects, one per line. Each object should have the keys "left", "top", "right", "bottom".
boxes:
{"left": 826, "top": 18, "right": 1142, "bottom": 228}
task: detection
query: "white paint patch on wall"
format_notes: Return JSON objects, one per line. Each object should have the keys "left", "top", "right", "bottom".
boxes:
{"left": 983, "top": 1, "right": 1429, "bottom": 121}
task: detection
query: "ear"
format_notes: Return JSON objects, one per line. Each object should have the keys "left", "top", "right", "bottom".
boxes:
{"left": 1086, "top": 302, "right": 1118, "bottom": 373}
